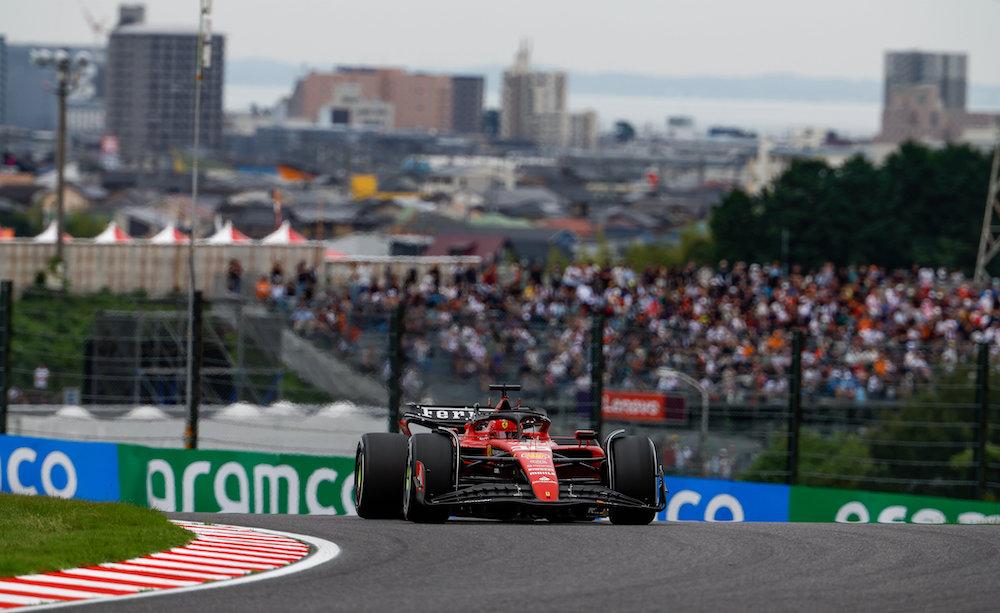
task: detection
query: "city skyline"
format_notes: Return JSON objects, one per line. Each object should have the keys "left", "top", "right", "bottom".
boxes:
{"left": 2, "top": 0, "right": 999, "bottom": 86}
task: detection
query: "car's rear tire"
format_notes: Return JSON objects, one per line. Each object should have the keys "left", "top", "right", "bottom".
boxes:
{"left": 355, "top": 433, "right": 408, "bottom": 519}
{"left": 607, "top": 434, "right": 658, "bottom": 525}
{"left": 403, "top": 433, "right": 454, "bottom": 523}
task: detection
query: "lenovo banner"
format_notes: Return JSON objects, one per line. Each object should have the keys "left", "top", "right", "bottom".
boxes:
{"left": 602, "top": 390, "right": 685, "bottom": 423}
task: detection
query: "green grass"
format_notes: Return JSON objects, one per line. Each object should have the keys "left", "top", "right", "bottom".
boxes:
{"left": 0, "top": 494, "right": 193, "bottom": 577}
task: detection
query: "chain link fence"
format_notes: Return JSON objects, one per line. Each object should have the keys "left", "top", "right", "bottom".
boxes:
{"left": 1, "top": 278, "right": 997, "bottom": 501}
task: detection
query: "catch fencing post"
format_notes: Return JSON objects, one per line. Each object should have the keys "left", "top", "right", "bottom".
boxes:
{"left": 184, "top": 291, "right": 204, "bottom": 449}
{"left": 387, "top": 301, "right": 405, "bottom": 433}
{"left": 786, "top": 329, "right": 803, "bottom": 485}
{"left": 589, "top": 309, "right": 606, "bottom": 435}
{"left": 0, "top": 281, "right": 11, "bottom": 435}
{"left": 976, "top": 342, "right": 990, "bottom": 499}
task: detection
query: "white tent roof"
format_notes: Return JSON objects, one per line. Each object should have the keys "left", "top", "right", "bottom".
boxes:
{"left": 32, "top": 221, "right": 72, "bottom": 243}
{"left": 204, "top": 220, "right": 250, "bottom": 245}
{"left": 93, "top": 221, "right": 132, "bottom": 243}
{"left": 261, "top": 220, "right": 307, "bottom": 245}
{"left": 149, "top": 225, "right": 189, "bottom": 244}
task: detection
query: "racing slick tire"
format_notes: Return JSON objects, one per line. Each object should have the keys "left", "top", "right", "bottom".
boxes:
{"left": 607, "top": 435, "right": 658, "bottom": 525}
{"left": 355, "top": 432, "right": 409, "bottom": 519}
{"left": 404, "top": 432, "right": 454, "bottom": 523}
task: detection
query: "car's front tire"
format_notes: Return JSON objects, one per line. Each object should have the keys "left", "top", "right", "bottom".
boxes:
{"left": 355, "top": 432, "right": 408, "bottom": 519}
{"left": 403, "top": 433, "right": 454, "bottom": 523}
{"left": 607, "top": 434, "right": 658, "bottom": 525}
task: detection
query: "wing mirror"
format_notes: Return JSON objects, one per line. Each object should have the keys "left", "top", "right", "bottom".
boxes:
{"left": 574, "top": 429, "right": 598, "bottom": 442}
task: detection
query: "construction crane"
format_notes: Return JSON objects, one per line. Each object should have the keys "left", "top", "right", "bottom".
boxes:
{"left": 78, "top": 1, "right": 109, "bottom": 44}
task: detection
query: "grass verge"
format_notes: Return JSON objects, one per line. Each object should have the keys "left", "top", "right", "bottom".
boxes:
{"left": 0, "top": 494, "right": 192, "bottom": 577}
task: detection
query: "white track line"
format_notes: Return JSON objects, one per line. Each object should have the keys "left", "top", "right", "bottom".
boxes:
{"left": 98, "top": 563, "right": 231, "bottom": 581}
{"left": 14, "top": 523, "right": 341, "bottom": 611}
{"left": 14, "top": 577, "right": 143, "bottom": 594}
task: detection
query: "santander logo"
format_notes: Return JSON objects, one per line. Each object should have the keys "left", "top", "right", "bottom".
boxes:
{"left": 511, "top": 447, "right": 559, "bottom": 502}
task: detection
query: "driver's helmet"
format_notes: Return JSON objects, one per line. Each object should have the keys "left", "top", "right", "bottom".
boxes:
{"left": 488, "top": 417, "right": 518, "bottom": 438}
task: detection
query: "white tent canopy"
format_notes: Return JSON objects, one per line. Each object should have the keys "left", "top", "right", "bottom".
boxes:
{"left": 261, "top": 220, "right": 307, "bottom": 245}
{"left": 204, "top": 220, "right": 250, "bottom": 245}
{"left": 32, "top": 221, "right": 72, "bottom": 243}
{"left": 93, "top": 221, "right": 132, "bottom": 244}
{"left": 149, "top": 225, "right": 189, "bottom": 244}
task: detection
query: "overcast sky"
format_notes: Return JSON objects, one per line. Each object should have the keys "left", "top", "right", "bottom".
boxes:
{"left": 2, "top": 0, "right": 998, "bottom": 83}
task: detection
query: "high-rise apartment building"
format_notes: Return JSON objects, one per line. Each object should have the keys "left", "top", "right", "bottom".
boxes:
{"left": 107, "top": 4, "right": 224, "bottom": 163}
{"left": 500, "top": 42, "right": 568, "bottom": 147}
{"left": 451, "top": 75, "right": 485, "bottom": 134}
{"left": 288, "top": 68, "right": 483, "bottom": 134}
{"left": 879, "top": 50, "right": 999, "bottom": 144}
{"left": 884, "top": 51, "right": 966, "bottom": 111}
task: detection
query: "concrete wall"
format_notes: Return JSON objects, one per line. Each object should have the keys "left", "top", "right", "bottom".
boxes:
{"left": 0, "top": 241, "right": 481, "bottom": 297}
{"left": 0, "top": 241, "right": 324, "bottom": 297}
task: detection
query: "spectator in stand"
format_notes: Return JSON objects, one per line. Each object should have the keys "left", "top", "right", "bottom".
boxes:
{"left": 34, "top": 364, "right": 49, "bottom": 390}
{"left": 270, "top": 262, "right": 285, "bottom": 286}
{"left": 274, "top": 261, "right": 1000, "bottom": 404}
{"left": 226, "top": 259, "right": 243, "bottom": 294}
{"left": 295, "top": 261, "right": 318, "bottom": 302}
{"left": 255, "top": 276, "right": 271, "bottom": 302}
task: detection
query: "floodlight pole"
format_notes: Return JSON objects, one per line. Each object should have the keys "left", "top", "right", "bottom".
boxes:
{"left": 30, "top": 48, "right": 90, "bottom": 287}
{"left": 185, "top": 0, "right": 211, "bottom": 449}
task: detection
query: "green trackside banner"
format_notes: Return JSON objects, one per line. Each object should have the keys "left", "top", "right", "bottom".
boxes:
{"left": 789, "top": 485, "right": 1000, "bottom": 524}
{"left": 117, "top": 444, "right": 356, "bottom": 515}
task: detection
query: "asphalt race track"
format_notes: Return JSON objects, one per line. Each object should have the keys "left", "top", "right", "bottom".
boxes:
{"left": 88, "top": 515, "right": 1000, "bottom": 613}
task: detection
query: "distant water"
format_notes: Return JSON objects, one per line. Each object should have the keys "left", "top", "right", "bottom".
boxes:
{"left": 226, "top": 83, "right": 881, "bottom": 138}
{"left": 571, "top": 93, "right": 880, "bottom": 138}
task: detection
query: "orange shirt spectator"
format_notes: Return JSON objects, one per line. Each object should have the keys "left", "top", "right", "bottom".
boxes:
{"left": 255, "top": 276, "right": 271, "bottom": 301}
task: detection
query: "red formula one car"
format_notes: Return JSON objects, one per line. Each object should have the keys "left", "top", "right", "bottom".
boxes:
{"left": 354, "top": 385, "right": 666, "bottom": 524}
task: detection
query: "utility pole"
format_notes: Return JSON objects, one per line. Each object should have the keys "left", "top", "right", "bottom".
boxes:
{"left": 974, "top": 123, "right": 1000, "bottom": 284}
{"left": 185, "top": 0, "right": 212, "bottom": 446}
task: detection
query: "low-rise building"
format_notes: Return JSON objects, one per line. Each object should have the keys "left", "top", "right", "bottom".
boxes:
{"left": 317, "top": 83, "right": 394, "bottom": 131}
{"left": 287, "top": 67, "right": 483, "bottom": 135}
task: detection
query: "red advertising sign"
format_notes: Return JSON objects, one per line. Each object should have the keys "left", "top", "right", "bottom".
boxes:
{"left": 602, "top": 390, "right": 686, "bottom": 424}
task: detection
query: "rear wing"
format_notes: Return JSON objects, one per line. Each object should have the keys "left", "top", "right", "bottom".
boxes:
{"left": 402, "top": 404, "right": 481, "bottom": 430}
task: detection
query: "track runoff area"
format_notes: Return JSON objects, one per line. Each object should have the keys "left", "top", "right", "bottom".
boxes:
{"left": 34, "top": 514, "right": 993, "bottom": 613}
{"left": 0, "top": 521, "right": 339, "bottom": 610}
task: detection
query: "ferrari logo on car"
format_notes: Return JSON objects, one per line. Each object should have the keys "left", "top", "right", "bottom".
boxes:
{"left": 500, "top": 419, "right": 509, "bottom": 430}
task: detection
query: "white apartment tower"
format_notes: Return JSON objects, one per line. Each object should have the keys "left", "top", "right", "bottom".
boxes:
{"left": 500, "top": 42, "right": 568, "bottom": 147}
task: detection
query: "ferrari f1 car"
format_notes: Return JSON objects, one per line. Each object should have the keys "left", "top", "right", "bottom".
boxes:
{"left": 354, "top": 385, "right": 666, "bottom": 524}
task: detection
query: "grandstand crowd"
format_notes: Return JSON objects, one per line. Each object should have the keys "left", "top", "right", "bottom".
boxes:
{"left": 263, "top": 260, "right": 1000, "bottom": 404}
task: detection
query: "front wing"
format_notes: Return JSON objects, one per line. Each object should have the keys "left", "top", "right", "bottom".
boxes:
{"left": 421, "top": 472, "right": 668, "bottom": 513}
